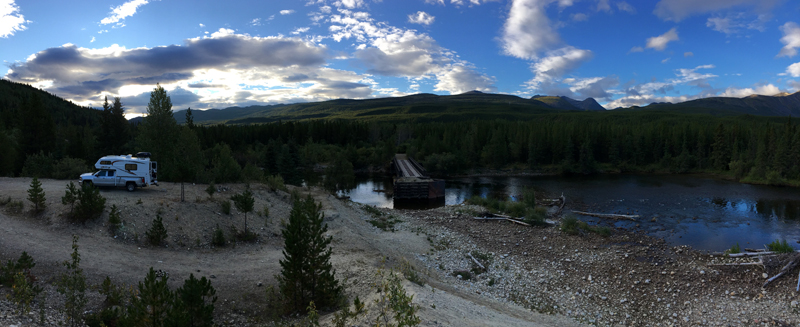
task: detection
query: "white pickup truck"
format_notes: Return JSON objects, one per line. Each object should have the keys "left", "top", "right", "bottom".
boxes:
{"left": 79, "top": 152, "right": 158, "bottom": 191}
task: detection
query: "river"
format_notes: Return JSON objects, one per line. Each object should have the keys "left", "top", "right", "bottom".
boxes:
{"left": 339, "top": 174, "right": 800, "bottom": 252}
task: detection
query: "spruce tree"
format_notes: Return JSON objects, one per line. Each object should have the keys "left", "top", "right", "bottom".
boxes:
{"left": 168, "top": 273, "right": 217, "bottom": 327}
{"left": 27, "top": 176, "right": 46, "bottom": 213}
{"left": 137, "top": 84, "right": 179, "bottom": 180}
{"left": 74, "top": 182, "right": 106, "bottom": 221}
{"left": 278, "top": 195, "right": 342, "bottom": 313}
{"left": 146, "top": 214, "right": 168, "bottom": 246}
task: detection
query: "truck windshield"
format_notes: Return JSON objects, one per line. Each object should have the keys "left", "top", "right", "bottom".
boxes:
{"left": 95, "top": 170, "right": 106, "bottom": 177}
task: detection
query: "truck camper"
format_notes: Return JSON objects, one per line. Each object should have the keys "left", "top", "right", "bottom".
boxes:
{"left": 79, "top": 152, "right": 158, "bottom": 191}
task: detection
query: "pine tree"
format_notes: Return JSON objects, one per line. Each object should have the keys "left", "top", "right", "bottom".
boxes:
{"left": 58, "top": 235, "right": 87, "bottom": 327}
{"left": 27, "top": 176, "right": 46, "bottom": 213}
{"left": 137, "top": 84, "right": 179, "bottom": 180}
{"left": 230, "top": 186, "right": 255, "bottom": 237}
{"left": 146, "top": 214, "right": 168, "bottom": 246}
{"left": 110, "top": 97, "right": 130, "bottom": 153}
{"left": 61, "top": 181, "right": 78, "bottom": 215}
{"left": 168, "top": 274, "right": 217, "bottom": 327}
{"left": 185, "top": 107, "right": 195, "bottom": 129}
{"left": 74, "top": 182, "right": 106, "bottom": 221}
{"left": 126, "top": 267, "right": 172, "bottom": 327}
{"left": 278, "top": 195, "right": 342, "bottom": 313}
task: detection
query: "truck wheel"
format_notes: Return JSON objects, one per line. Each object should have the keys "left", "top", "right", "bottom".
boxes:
{"left": 83, "top": 181, "right": 93, "bottom": 187}
{"left": 126, "top": 182, "right": 136, "bottom": 192}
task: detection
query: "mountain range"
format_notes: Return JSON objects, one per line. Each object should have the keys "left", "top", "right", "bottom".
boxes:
{"left": 642, "top": 91, "right": 800, "bottom": 117}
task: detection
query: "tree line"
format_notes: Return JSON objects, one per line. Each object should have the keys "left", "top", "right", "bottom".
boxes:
{"left": 2, "top": 79, "right": 800, "bottom": 187}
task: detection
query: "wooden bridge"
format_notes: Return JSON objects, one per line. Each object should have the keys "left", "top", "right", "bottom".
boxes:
{"left": 392, "top": 154, "right": 445, "bottom": 199}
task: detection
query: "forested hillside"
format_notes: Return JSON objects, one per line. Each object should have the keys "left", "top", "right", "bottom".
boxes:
{"left": 2, "top": 79, "right": 800, "bottom": 188}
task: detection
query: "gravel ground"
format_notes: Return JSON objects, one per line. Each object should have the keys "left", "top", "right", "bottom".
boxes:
{"left": 1, "top": 177, "right": 799, "bottom": 326}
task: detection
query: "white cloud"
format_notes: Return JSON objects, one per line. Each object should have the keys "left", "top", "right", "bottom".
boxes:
{"left": 596, "top": 0, "right": 611, "bottom": 13}
{"left": 604, "top": 64, "right": 717, "bottom": 108}
{"left": 787, "top": 62, "right": 800, "bottom": 77}
{"left": 424, "top": 0, "right": 445, "bottom": 4}
{"left": 661, "top": 57, "right": 671, "bottom": 64}
{"left": 335, "top": 0, "right": 365, "bottom": 9}
{"left": 571, "top": 13, "right": 588, "bottom": 21}
{"left": 616, "top": 2, "right": 636, "bottom": 14}
{"left": 528, "top": 46, "right": 593, "bottom": 88}
{"left": 3, "top": 31, "right": 381, "bottom": 113}
{"left": 707, "top": 12, "right": 771, "bottom": 35}
{"left": 646, "top": 27, "right": 678, "bottom": 51}
{"left": 434, "top": 65, "right": 496, "bottom": 94}
{"left": 0, "top": 0, "right": 27, "bottom": 38}
{"left": 100, "top": 0, "right": 149, "bottom": 25}
{"left": 199, "top": 23, "right": 204, "bottom": 27}
{"left": 250, "top": 18, "right": 262, "bottom": 26}
{"left": 280, "top": 9, "right": 295, "bottom": 15}
{"left": 653, "top": 0, "right": 779, "bottom": 22}
{"left": 789, "top": 80, "right": 800, "bottom": 92}
{"left": 719, "top": 84, "right": 781, "bottom": 97}
{"left": 291, "top": 27, "right": 311, "bottom": 35}
{"left": 629, "top": 46, "right": 643, "bottom": 53}
{"left": 684, "top": 52, "right": 693, "bottom": 57}
{"left": 502, "top": 0, "right": 561, "bottom": 60}
{"left": 90, "top": 36, "right": 96, "bottom": 43}
{"left": 778, "top": 22, "right": 800, "bottom": 58}
{"left": 408, "top": 11, "right": 435, "bottom": 25}
{"left": 328, "top": 9, "right": 494, "bottom": 93}
{"left": 706, "top": 17, "right": 734, "bottom": 34}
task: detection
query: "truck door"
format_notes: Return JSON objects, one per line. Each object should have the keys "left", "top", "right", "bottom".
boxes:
{"left": 94, "top": 170, "right": 110, "bottom": 186}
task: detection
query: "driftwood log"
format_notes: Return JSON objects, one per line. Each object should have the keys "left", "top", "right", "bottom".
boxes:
{"left": 468, "top": 252, "right": 486, "bottom": 271}
{"left": 473, "top": 216, "right": 532, "bottom": 226}
{"left": 552, "top": 194, "right": 566, "bottom": 217}
{"left": 708, "top": 257, "right": 764, "bottom": 268}
{"left": 572, "top": 210, "right": 638, "bottom": 221}
{"left": 763, "top": 254, "right": 800, "bottom": 288}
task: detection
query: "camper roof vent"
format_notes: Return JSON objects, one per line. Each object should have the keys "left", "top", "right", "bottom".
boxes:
{"left": 135, "top": 152, "right": 151, "bottom": 158}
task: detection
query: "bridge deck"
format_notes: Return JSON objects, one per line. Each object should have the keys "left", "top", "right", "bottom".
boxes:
{"left": 394, "top": 154, "right": 424, "bottom": 178}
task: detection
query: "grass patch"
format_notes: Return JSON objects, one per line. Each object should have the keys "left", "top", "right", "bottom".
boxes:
{"left": 221, "top": 200, "right": 231, "bottom": 215}
{"left": 400, "top": 259, "right": 425, "bottom": 286}
{"left": 560, "top": 215, "right": 611, "bottom": 237}
{"left": 767, "top": 239, "right": 795, "bottom": 253}
{"left": 451, "top": 270, "right": 472, "bottom": 280}
{"left": 727, "top": 242, "right": 741, "bottom": 254}
{"left": 368, "top": 215, "right": 402, "bottom": 232}
{"left": 523, "top": 207, "right": 549, "bottom": 226}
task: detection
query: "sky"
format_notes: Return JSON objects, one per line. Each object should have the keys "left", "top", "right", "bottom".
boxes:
{"left": 2, "top": 0, "right": 800, "bottom": 117}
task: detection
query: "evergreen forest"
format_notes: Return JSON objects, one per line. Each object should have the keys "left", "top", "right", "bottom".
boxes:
{"left": 2, "top": 78, "right": 800, "bottom": 188}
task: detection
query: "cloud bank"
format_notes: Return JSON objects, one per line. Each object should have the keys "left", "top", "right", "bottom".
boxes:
{"left": 0, "top": 0, "right": 27, "bottom": 38}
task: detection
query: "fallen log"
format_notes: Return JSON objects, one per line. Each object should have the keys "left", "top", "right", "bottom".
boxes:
{"left": 763, "top": 254, "right": 800, "bottom": 288}
{"left": 553, "top": 193, "right": 566, "bottom": 217}
{"left": 473, "top": 216, "right": 532, "bottom": 226}
{"left": 708, "top": 257, "right": 764, "bottom": 267}
{"left": 744, "top": 248, "right": 767, "bottom": 252}
{"left": 572, "top": 210, "right": 638, "bottom": 221}
{"left": 797, "top": 271, "right": 800, "bottom": 292}
{"left": 468, "top": 252, "right": 485, "bottom": 271}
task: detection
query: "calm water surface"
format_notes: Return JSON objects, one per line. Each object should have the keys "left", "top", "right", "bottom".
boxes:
{"left": 340, "top": 174, "right": 800, "bottom": 252}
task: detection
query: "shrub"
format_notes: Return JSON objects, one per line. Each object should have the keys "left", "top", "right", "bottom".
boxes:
{"left": 5, "top": 200, "right": 24, "bottom": 214}
{"left": 58, "top": 235, "right": 86, "bottom": 327}
{"left": 27, "top": 177, "right": 46, "bottom": 213}
{"left": 220, "top": 200, "right": 231, "bottom": 215}
{"left": 728, "top": 242, "right": 741, "bottom": 254}
{"left": 61, "top": 181, "right": 78, "bottom": 215}
{"left": 521, "top": 187, "right": 536, "bottom": 207}
{"left": 73, "top": 183, "right": 106, "bottom": 222}
{"left": 241, "top": 163, "right": 264, "bottom": 183}
{"left": 505, "top": 201, "right": 526, "bottom": 218}
{"left": 108, "top": 205, "right": 122, "bottom": 235}
{"left": 9, "top": 271, "right": 41, "bottom": 315}
{"left": 373, "top": 269, "right": 421, "bottom": 327}
{"left": 767, "top": 239, "right": 794, "bottom": 253}
{"left": 211, "top": 225, "right": 226, "bottom": 247}
{"left": 146, "top": 214, "right": 168, "bottom": 246}
{"left": 523, "top": 207, "right": 548, "bottom": 226}
{"left": 560, "top": 216, "right": 580, "bottom": 235}
{"left": 52, "top": 157, "right": 89, "bottom": 180}
{"left": 21, "top": 152, "right": 54, "bottom": 178}
{"left": 265, "top": 174, "right": 287, "bottom": 192}
{"left": 205, "top": 182, "right": 216, "bottom": 199}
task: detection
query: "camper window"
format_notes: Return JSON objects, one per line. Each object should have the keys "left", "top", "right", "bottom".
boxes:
{"left": 100, "top": 160, "right": 112, "bottom": 165}
{"left": 125, "top": 164, "right": 137, "bottom": 170}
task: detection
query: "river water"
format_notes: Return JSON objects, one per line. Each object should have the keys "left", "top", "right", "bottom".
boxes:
{"left": 340, "top": 174, "right": 800, "bottom": 252}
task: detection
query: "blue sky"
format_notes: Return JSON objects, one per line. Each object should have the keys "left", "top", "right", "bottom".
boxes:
{"left": 2, "top": 0, "right": 800, "bottom": 116}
